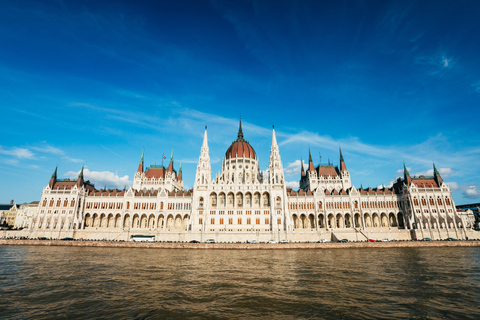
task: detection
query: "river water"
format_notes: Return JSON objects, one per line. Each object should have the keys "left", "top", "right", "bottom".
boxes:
{"left": 1, "top": 246, "right": 479, "bottom": 319}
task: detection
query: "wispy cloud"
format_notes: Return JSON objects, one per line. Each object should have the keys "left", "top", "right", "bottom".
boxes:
{"left": 286, "top": 181, "right": 299, "bottom": 189}
{"left": 0, "top": 146, "right": 35, "bottom": 159}
{"left": 101, "top": 145, "right": 125, "bottom": 160}
{"left": 64, "top": 168, "right": 131, "bottom": 189}
{"left": 472, "top": 81, "right": 480, "bottom": 94}
{"left": 32, "top": 143, "right": 83, "bottom": 163}
{"left": 462, "top": 183, "right": 480, "bottom": 199}
{"left": 415, "top": 52, "right": 455, "bottom": 76}
{"left": 413, "top": 167, "right": 453, "bottom": 178}
{"left": 284, "top": 159, "right": 307, "bottom": 177}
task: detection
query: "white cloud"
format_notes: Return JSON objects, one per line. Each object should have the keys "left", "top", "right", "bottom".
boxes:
{"left": 377, "top": 179, "right": 396, "bottom": 189}
{"left": 284, "top": 159, "right": 307, "bottom": 176}
{"left": 462, "top": 184, "right": 480, "bottom": 199}
{"left": 0, "top": 146, "right": 35, "bottom": 159}
{"left": 31, "top": 144, "right": 64, "bottom": 155}
{"left": 448, "top": 182, "right": 459, "bottom": 191}
{"left": 32, "top": 143, "right": 83, "bottom": 163}
{"left": 286, "top": 181, "right": 299, "bottom": 189}
{"left": 64, "top": 169, "right": 131, "bottom": 189}
{"left": 63, "top": 156, "right": 84, "bottom": 163}
{"left": 413, "top": 167, "right": 453, "bottom": 178}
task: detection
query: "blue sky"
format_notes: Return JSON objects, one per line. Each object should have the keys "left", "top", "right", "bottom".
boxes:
{"left": 1, "top": 0, "right": 479, "bottom": 205}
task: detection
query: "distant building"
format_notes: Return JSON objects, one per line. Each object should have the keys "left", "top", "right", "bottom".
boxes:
{"left": 27, "top": 121, "right": 479, "bottom": 241}
{"left": 456, "top": 203, "right": 480, "bottom": 230}
{"left": 0, "top": 201, "right": 18, "bottom": 227}
{"left": 14, "top": 201, "right": 40, "bottom": 229}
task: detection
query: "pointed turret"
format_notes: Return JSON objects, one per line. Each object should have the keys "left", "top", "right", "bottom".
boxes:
{"left": 168, "top": 150, "right": 174, "bottom": 173}
{"left": 48, "top": 166, "right": 57, "bottom": 188}
{"left": 433, "top": 163, "right": 443, "bottom": 185}
{"left": 271, "top": 125, "right": 277, "bottom": 147}
{"left": 237, "top": 119, "right": 244, "bottom": 141}
{"left": 308, "top": 148, "right": 314, "bottom": 172}
{"left": 403, "top": 163, "right": 412, "bottom": 185}
{"left": 177, "top": 161, "right": 183, "bottom": 181}
{"left": 194, "top": 126, "right": 211, "bottom": 188}
{"left": 340, "top": 147, "right": 347, "bottom": 171}
{"left": 301, "top": 158, "right": 305, "bottom": 177}
{"left": 268, "top": 125, "right": 284, "bottom": 185}
{"left": 76, "top": 165, "right": 84, "bottom": 188}
{"left": 137, "top": 149, "right": 144, "bottom": 173}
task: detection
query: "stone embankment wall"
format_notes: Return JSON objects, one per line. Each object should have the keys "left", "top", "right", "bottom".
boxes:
{"left": 1, "top": 239, "right": 480, "bottom": 249}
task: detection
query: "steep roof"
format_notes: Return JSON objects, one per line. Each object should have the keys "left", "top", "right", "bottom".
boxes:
{"left": 145, "top": 166, "right": 167, "bottom": 179}
{"left": 317, "top": 165, "right": 339, "bottom": 178}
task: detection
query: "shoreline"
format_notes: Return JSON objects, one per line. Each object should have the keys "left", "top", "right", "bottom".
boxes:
{"left": 1, "top": 239, "right": 480, "bottom": 249}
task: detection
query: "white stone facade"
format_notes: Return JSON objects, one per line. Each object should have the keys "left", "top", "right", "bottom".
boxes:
{"left": 27, "top": 122, "right": 477, "bottom": 241}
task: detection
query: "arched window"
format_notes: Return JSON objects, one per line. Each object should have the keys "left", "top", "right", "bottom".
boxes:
{"left": 199, "top": 197, "right": 204, "bottom": 208}
{"left": 275, "top": 197, "right": 281, "bottom": 207}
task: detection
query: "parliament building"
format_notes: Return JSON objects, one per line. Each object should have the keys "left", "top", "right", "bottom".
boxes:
{"left": 28, "top": 121, "right": 477, "bottom": 242}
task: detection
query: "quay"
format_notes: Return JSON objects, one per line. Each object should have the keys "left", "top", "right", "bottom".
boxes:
{"left": 1, "top": 239, "right": 480, "bottom": 250}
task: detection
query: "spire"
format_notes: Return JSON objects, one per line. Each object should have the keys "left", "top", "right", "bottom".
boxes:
{"left": 268, "top": 124, "right": 284, "bottom": 185}
{"left": 48, "top": 166, "right": 57, "bottom": 188}
{"left": 403, "top": 163, "right": 412, "bottom": 185}
{"left": 202, "top": 126, "right": 208, "bottom": 148}
{"left": 308, "top": 148, "right": 314, "bottom": 172}
{"left": 340, "top": 147, "right": 347, "bottom": 171}
{"left": 433, "top": 163, "right": 443, "bottom": 185}
{"left": 168, "top": 149, "right": 174, "bottom": 173}
{"left": 137, "top": 149, "right": 144, "bottom": 173}
{"left": 76, "top": 165, "right": 84, "bottom": 188}
{"left": 177, "top": 161, "right": 183, "bottom": 181}
{"left": 195, "top": 126, "right": 211, "bottom": 188}
{"left": 301, "top": 158, "right": 305, "bottom": 177}
{"left": 271, "top": 125, "right": 277, "bottom": 147}
{"left": 237, "top": 118, "right": 244, "bottom": 141}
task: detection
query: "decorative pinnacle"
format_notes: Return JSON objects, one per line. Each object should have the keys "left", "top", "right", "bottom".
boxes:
{"left": 52, "top": 166, "right": 58, "bottom": 179}
{"left": 237, "top": 118, "right": 244, "bottom": 141}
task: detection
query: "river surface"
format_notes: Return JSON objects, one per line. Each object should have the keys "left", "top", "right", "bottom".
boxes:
{"left": 1, "top": 246, "right": 479, "bottom": 319}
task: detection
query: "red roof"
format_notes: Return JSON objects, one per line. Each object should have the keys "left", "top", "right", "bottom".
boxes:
{"left": 225, "top": 140, "right": 256, "bottom": 160}
{"left": 145, "top": 167, "right": 166, "bottom": 179}
{"left": 412, "top": 179, "right": 438, "bottom": 188}
{"left": 317, "top": 165, "right": 338, "bottom": 178}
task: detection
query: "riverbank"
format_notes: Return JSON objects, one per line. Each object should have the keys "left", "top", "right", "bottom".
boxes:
{"left": 2, "top": 239, "right": 480, "bottom": 249}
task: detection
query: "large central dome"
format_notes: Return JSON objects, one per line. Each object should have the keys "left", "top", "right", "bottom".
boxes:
{"left": 225, "top": 120, "right": 256, "bottom": 160}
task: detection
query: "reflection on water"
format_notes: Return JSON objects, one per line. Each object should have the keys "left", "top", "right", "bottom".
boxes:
{"left": 1, "top": 246, "right": 480, "bottom": 319}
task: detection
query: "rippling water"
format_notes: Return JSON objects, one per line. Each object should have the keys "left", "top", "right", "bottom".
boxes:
{"left": 1, "top": 246, "right": 480, "bottom": 319}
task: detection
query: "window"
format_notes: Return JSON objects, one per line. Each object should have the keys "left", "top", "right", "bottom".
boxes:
{"left": 220, "top": 218, "right": 224, "bottom": 224}
{"left": 277, "top": 218, "right": 281, "bottom": 225}
{"left": 256, "top": 218, "right": 260, "bottom": 224}
{"left": 238, "top": 218, "right": 242, "bottom": 224}
{"left": 229, "top": 218, "right": 233, "bottom": 225}
{"left": 247, "top": 218, "right": 251, "bottom": 224}
{"left": 265, "top": 218, "right": 269, "bottom": 225}
{"left": 210, "top": 218, "right": 215, "bottom": 225}
{"left": 199, "top": 218, "right": 203, "bottom": 224}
